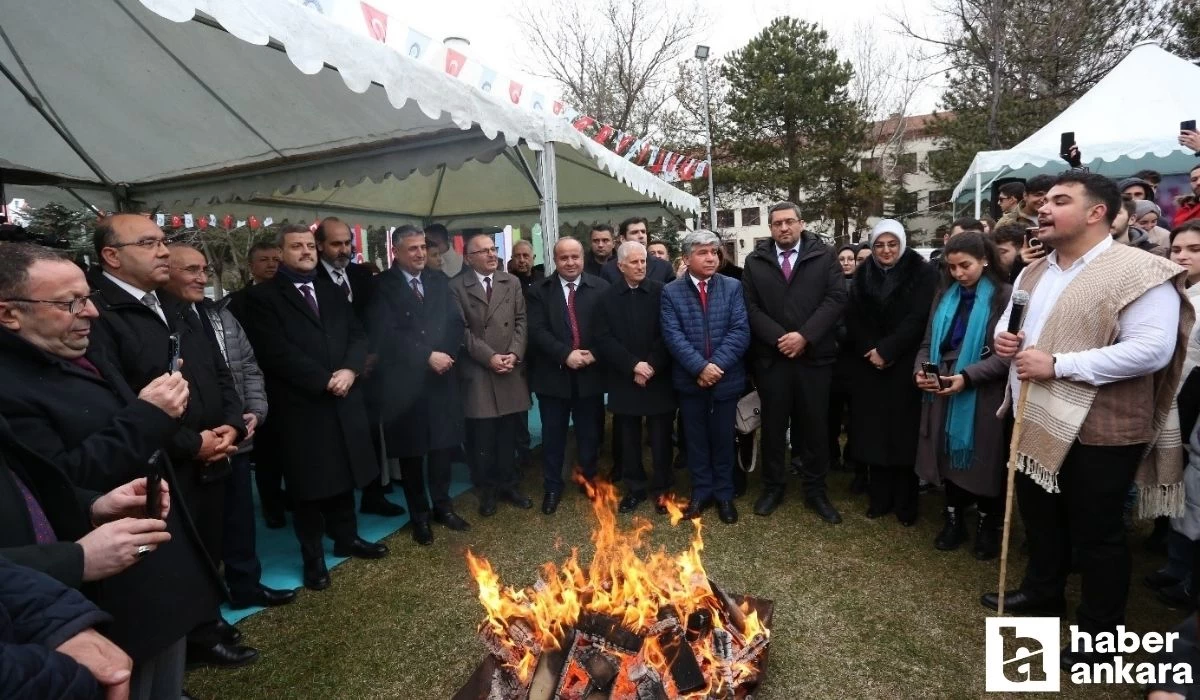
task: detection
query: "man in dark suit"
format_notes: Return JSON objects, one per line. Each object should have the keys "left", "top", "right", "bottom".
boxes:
{"left": 241, "top": 225, "right": 387, "bottom": 591}
{"left": 313, "top": 216, "right": 404, "bottom": 518}
{"left": 509, "top": 239, "right": 543, "bottom": 468}
{"left": 368, "top": 225, "right": 470, "bottom": 545}
{"left": 584, "top": 224, "right": 616, "bottom": 277}
{"left": 742, "top": 202, "right": 847, "bottom": 523}
{"left": 527, "top": 237, "right": 609, "bottom": 514}
{"left": 0, "top": 241, "right": 225, "bottom": 696}
{"left": 84, "top": 215, "right": 257, "bottom": 669}
{"left": 593, "top": 241, "right": 675, "bottom": 514}
{"left": 600, "top": 217, "right": 673, "bottom": 285}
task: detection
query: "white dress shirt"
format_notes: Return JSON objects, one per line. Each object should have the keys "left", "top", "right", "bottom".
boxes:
{"left": 402, "top": 270, "right": 424, "bottom": 297}
{"left": 321, "top": 259, "right": 352, "bottom": 302}
{"left": 102, "top": 271, "right": 167, "bottom": 325}
{"left": 776, "top": 243, "right": 799, "bottom": 270}
{"left": 996, "top": 235, "right": 1179, "bottom": 399}
{"left": 559, "top": 275, "right": 580, "bottom": 303}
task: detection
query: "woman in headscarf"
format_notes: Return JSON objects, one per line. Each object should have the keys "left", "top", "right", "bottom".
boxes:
{"left": 829, "top": 244, "right": 860, "bottom": 483}
{"left": 914, "top": 232, "right": 1012, "bottom": 558}
{"left": 845, "top": 220, "right": 938, "bottom": 525}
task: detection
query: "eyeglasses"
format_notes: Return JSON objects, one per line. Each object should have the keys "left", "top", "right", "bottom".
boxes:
{"left": 173, "top": 265, "right": 214, "bottom": 278}
{"left": 3, "top": 295, "right": 94, "bottom": 315}
{"left": 468, "top": 246, "right": 499, "bottom": 256}
{"left": 872, "top": 241, "right": 901, "bottom": 250}
{"left": 108, "top": 236, "right": 168, "bottom": 250}
{"left": 770, "top": 218, "right": 800, "bottom": 228}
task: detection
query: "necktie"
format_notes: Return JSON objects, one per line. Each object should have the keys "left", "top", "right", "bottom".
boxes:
{"left": 141, "top": 292, "right": 165, "bottom": 323}
{"left": 566, "top": 282, "right": 581, "bottom": 350}
{"left": 483, "top": 276, "right": 493, "bottom": 302}
{"left": 337, "top": 274, "right": 351, "bottom": 299}
{"left": 13, "top": 473, "right": 56, "bottom": 544}
{"left": 300, "top": 283, "right": 320, "bottom": 317}
{"left": 781, "top": 249, "right": 795, "bottom": 281}
{"left": 698, "top": 280, "right": 710, "bottom": 357}
{"left": 70, "top": 356, "right": 102, "bottom": 378}
{"left": 411, "top": 277, "right": 424, "bottom": 301}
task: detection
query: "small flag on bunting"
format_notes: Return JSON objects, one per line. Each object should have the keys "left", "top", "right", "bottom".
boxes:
{"left": 572, "top": 115, "right": 596, "bottom": 131}
{"left": 508, "top": 80, "right": 523, "bottom": 104}
{"left": 593, "top": 124, "right": 615, "bottom": 145}
{"left": 552, "top": 101, "right": 563, "bottom": 115}
{"left": 405, "top": 28, "right": 431, "bottom": 60}
{"left": 615, "top": 132, "right": 637, "bottom": 155}
{"left": 445, "top": 48, "right": 467, "bottom": 77}
{"left": 183, "top": 213, "right": 194, "bottom": 228}
{"left": 360, "top": 2, "right": 388, "bottom": 42}
{"left": 478, "top": 67, "right": 497, "bottom": 93}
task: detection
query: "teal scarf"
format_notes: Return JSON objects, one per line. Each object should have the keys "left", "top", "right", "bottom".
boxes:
{"left": 928, "top": 276, "right": 995, "bottom": 470}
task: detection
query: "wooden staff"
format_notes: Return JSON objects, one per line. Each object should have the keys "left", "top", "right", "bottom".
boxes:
{"left": 997, "top": 380, "right": 1031, "bottom": 616}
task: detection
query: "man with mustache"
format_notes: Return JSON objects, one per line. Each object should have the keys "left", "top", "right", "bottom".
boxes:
{"left": 314, "top": 217, "right": 403, "bottom": 518}
{"left": 241, "top": 225, "right": 387, "bottom": 590}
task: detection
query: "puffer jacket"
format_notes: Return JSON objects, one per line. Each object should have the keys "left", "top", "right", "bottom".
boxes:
{"left": 0, "top": 557, "right": 111, "bottom": 698}
{"left": 660, "top": 273, "right": 750, "bottom": 401}
{"left": 206, "top": 298, "right": 267, "bottom": 454}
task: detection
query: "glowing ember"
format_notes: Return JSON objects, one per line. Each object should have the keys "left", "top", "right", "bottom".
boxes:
{"left": 465, "top": 474, "right": 771, "bottom": 699}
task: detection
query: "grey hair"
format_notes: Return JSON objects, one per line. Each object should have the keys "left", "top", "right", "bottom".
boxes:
{"left": 512, "top": 239, "right": 534, "bottom": 252}
{"left": 681, "top": 230, "right": 721, "bottom": 257}
{"left": 390, "top": 224, "right": 424, "bottom": 247}
{"left": 616, "top": 240, "right": 646, "bottom": 263}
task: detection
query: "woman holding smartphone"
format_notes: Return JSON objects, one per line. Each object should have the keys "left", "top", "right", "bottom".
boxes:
{"left": 913, "top": 232, "right": 1012, "bottom": 559}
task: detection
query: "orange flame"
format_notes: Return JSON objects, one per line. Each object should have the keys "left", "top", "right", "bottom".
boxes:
{"left": 466, "top": 472, "right": 769, "bottom": 689}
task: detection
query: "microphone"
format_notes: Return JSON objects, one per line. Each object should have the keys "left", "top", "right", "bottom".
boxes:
{"left": 1006, "top": 290, "right": 1030, "bottom": 335}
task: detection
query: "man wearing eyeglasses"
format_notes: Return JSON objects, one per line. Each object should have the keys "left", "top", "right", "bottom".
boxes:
{"left": 86, "top": 215, "right": 257, "bottom": 669}
{"left": 450, "top": 234, "right": 533, "bottom": 518}
{"left": 741, "top": 201, "right": 847, "bottom": 523}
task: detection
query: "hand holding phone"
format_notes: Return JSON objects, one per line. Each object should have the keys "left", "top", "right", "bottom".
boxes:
{"left": 145, "top": 450, "right": 163, "bottom": 520}
{"left": 167, "top": 333, "right": 182, "bottom": 374}
{"left": 1059, "top": 132, "right": 1080, "bottom": 166}
{"left": 921, "top": 362, "right": 943, "bottom": 390}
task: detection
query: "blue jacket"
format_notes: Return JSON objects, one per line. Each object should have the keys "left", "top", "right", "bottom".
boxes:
{"left": 0, "top": 557, "right": 109, "bottom": 698}
{"left": 660, "top": 273, "right": 750, "bottom": 401}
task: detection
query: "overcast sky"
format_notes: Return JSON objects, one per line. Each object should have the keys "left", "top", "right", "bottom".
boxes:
{"left": 326, "top": 0, "right": 948, "bottom": 116}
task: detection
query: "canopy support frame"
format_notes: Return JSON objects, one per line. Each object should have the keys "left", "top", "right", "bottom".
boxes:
{"left": 537, "top": 143, "right": 559, "bottom": 275}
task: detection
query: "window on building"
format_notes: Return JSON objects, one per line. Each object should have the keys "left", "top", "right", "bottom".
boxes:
{"left": 717, "top": 209, "right": 735, "bottom": 229}
{"left": 753, "top": 236, "right": 771, "bottom": 249}
{"left": 893, "top": 191, "right": 918, "bottom": 217}
{"left": 927, "top": 189, "right": 952, "bottom": 212}
{"left": 741, "top": 207, "right": 761, "bottom": 227}
{"left": 895, "top": 152, "right": 917, "bottom": 175}
{"left": 860, "top": 157, "right": 882, "bottom": 174}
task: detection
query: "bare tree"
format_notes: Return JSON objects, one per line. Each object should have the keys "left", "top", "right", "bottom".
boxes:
{"left": 515, "top": 0, "right": 704, "bottom": 142}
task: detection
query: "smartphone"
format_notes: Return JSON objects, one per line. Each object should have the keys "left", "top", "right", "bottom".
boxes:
{"left": 1183, "top": 119, "right": 1196, "bottom": 133}
{"left": 1059, "top": 131, "right": 1075, "bottom": 158}
{"left": 167, "top": 332, "right": 182, "bottom": 374}
{"left": 145, "top": 450, "right": 163, "bottom": 519}
{"left": 1024, "top": 227, "right": 1041, "bottom": 249}
{"left": 921, "top": 362, "right": 943, "bottom": 390}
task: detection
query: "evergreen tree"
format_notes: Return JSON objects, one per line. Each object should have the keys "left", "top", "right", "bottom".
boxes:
{"left": 1164, "top": 0, "right": 1200, "bottom": 62}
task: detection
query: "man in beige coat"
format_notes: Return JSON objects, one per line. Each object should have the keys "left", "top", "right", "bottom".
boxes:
{"left": 451, "top": 234, "right": 534, "bottom": 516}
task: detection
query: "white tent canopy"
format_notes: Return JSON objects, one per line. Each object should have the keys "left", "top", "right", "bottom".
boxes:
{"left": 951, "top": 42, "right": 1200, "bottom": 209}
{"left": 1, "top": 0, "right": 697, "bottom": 240}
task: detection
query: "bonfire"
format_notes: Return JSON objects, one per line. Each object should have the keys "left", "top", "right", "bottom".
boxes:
{"left": 457, "top": 476, "right": 774, "bottom": 700}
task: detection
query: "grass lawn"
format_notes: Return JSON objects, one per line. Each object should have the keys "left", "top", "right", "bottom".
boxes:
{"left": 186, "top": 458, "right": 1182, "bottom": 699}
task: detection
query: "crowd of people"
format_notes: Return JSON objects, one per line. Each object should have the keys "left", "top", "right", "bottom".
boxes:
{"left": 4, "top": 153, "right": 1200, "bottom": 696}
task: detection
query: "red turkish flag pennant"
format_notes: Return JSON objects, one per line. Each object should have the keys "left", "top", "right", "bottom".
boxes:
{"left": 678, "top": 158, "right": 698, "bottom": 180}
{"left": 222, "top": 214, "right": 234, "bottom": 230}
{"left": 593, "top": 124, "right": 615, "bottom": 145}
{"left": 634, "top": 142, "right": 652, "bottom": 165}
{"left": 445, "top": 48, "right": 467, "bottom": 77}
{"left": 665, "top": 153, "right": 683, "bottom": 174}
{"left": 572, "top": 115, "right": 596, "bottom": 132}
{"left": 360, "top": 2, "right": 388, "bottom": 42}
{"left": 552, "top": 101, "right": 563, "bottom": 115}
{"left": 508, "top": 80, "right": 523, "bottom": 104}
{"left": 197, "top": 216, "right": 209, "bottom": 230}
{"left": 615, "top": 132, "right": 637, "bottom": 155}
{"left": 649, "top": 150, "right": 668, "bottom": 174}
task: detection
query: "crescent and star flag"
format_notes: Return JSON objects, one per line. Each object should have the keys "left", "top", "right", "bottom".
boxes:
{"left": 445, "top": 48, "right": 467, "bottom": 77}
{"left": 508, "top": 80, "right": 523, "bottom": 104}
{"left": 593, "top": 124, "right": 615, "bottom": 145}
{"left": 360, "top": 2, "right": 388, "bottom": 43}
{"left": 572, "top": 115, "right": 596, "bottom": 132}
{"left": 615, "top": 132, "right": 637, "bottom": 155}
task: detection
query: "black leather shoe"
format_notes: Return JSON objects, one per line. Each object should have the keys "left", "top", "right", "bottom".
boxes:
{"left": 303, "top": 559, "right": 330, "bottom": 591}
{"left": 973, "top": 513, "right": 1001, "bottom": 560}
{"left": 542, "top": 491, "right": 562, "bottom": 515}
{"left": 433, "top": 508, "right": 471, "bottom": 531}
{"left": 187, "top": 642, "right": 259, "bottom": 669}
{"left": 214, "top": 618, "right": 242, "bottom": 645}
{"left": 896, "top": 512, "right": 918, "bottom": 527}
{"left": 360, "top": 494, "right": 406, "bottom": 517}
{"left": 499, "top": 489, "right": 533, "bottom": 510}
{"left": 980, "top": 590, "right": 1066, "bottom": 616}
{"left": 682, "top": 499, "right": 710, "bottom": 520}
{"left": 934, "top": 508, "right": 967, "bottom": 551}
{"left": 263, "top": 509, "right": 286, "bottom": 529}
{"left": 478, "top": 491, "right": 498, "bottom": 517}
{"left": 333, "top": 537, "right": 388, "bottom": 559}
{"left": 1156, "top": 582, "right": 1197, "bottom": 611}
{"left": 716, "top": 500, "right": 738, "bottom": 524}
{"left": 865, "top": 506, "right": 891, "bottom": 519}
{"left": 619, "top": 492, "right": 647, "bottom": 513}
{"left": 1145, "top": 570, "right": 1182, "bottom": 590}
{"left": 753, "top": 489, "right": 784, "bottom": 517}
{"left": 804, "top": 495, "right": 843, "bottom": 524}
{"left": 411, "top": 514, "right": 433, "bottom": 545}
{"left": 229, "top": 585, "right": 297, "bottom": 610}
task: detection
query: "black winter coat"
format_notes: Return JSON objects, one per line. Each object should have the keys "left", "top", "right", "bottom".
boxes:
{"left": 317, "top": 261, "right": 375, "bottom": 321}
{"left": 592, "top": 280, "right": 675, "bottom": 416}
{"left": 526, "top": 273, "right": 610, "bottom": 398}
{"left": 599, "top": 256, "right": 675, "bottom": 285}
{"left": 0, "top": 331, "right": 221, "bottom": 661}
{"left": 241, "top": 274, "right": 378, "bottom": 501}
{"left": 367, "top": 268, "right": 465, "bottom": 458}
{"left": 0, "top": 557, "right": 111, "bottom": 699}
{"left": 844, "top": 249, "right": 939, "bottom": 467}
{"left": 742, "top": 236, "right": 847, "bottom": 368}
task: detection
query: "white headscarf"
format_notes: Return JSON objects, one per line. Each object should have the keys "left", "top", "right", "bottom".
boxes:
{"left": 868, "top": 219, "right": 907, "bottom": 260}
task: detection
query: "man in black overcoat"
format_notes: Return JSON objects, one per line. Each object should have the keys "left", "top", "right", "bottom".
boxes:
{"left": 592, "top": 241, "right": 675, "bottom": 514}
{"left": 241, "top": 225, "right": 387, "bottom": 591}
{"left": 367, "top": 225, "right": 469, "bottom": 546}
{"left": 526, "top": 237, "right": 610, "bottom": 514}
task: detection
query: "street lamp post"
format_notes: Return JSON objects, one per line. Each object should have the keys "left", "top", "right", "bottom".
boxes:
{"left": 695, "top": 45, "right": 717, "bottom": 233}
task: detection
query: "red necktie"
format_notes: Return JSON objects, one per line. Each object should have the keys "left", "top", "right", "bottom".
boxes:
{"left": 70, "top": 356, "right": 102, "bottom": 378}
{"left": 698, "top": 280, "right": 710, "bottom": 357}
{"left": 567, "top": 282, "right": 581, "bottom": 350}
{"left": 484, "top": 276, "right": 493, "bottom": 302}
{"left": 781, "top": 249, "right": 795, "bottom": 281}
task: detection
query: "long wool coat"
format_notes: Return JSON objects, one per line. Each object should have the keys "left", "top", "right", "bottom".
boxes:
{"left": 913, "top": 282, "right": 1013, "bottom": 497}
{"left": 844, "top": 249, "right": 939, "bottom": 467}
{"left": 450, "top": 270, "right": 532, "bottom": 419}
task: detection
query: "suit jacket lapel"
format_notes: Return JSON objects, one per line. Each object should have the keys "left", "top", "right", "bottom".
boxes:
{"left": 276, "top": 276, "right": 322, "bottom": 327}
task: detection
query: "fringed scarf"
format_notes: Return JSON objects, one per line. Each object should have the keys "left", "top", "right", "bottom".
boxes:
{"left": 929, "top": 277, "right": 995, "bottom": 469}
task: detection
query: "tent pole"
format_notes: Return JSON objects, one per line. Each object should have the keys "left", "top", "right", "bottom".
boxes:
{"left": 504, "top": 147, "right": 542, "bottom": 198}
{"left": 537, "top": 143, "right": 559, "bottom": 275}
{"left": 974, "top": 171, "right": 982, "bottom": 219}
{"left": 427, "top": 164, "right": 447, "bottom": 223}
